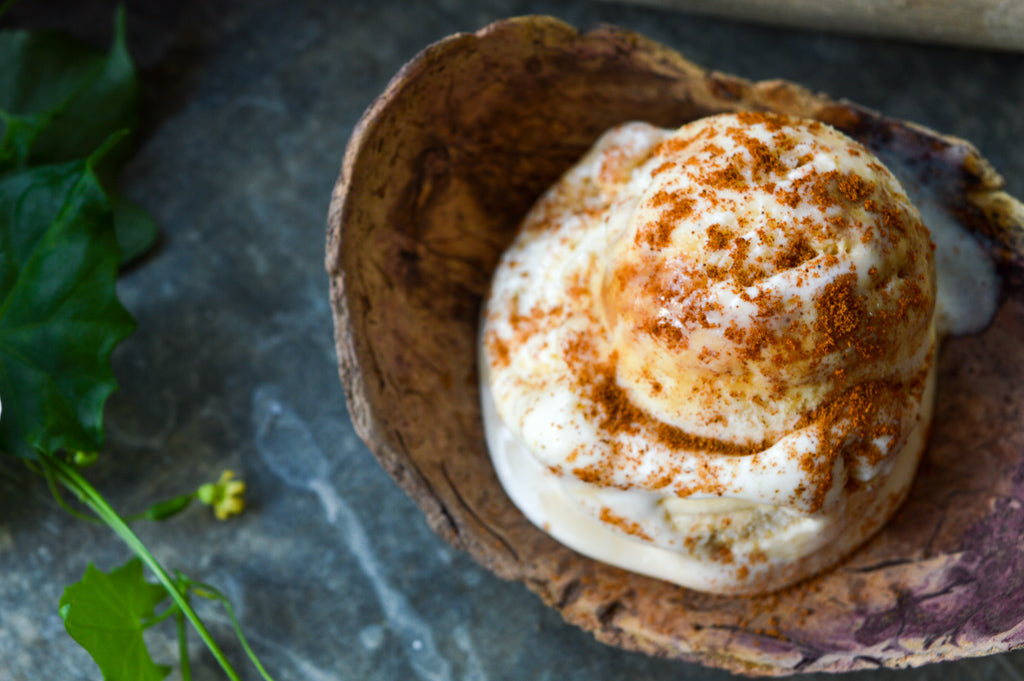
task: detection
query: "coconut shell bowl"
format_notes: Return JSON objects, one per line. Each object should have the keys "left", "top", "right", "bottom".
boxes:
{"left": 326, "top": 16, "right": 1024, "bottom": 675}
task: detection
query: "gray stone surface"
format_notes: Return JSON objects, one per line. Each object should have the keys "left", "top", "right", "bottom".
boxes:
{"left": 1, "top": 1, "right": 1023, "bottom": 679}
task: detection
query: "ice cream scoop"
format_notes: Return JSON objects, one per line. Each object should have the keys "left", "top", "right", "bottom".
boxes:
{"left": 481, "top": 112, "right": 954, "bottom": 594}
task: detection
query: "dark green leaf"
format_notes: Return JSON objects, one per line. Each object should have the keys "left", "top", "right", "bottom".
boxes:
{"left": 0, "top": 8, "right": 158, "bottom": 265}
{"left": 0, "top": 6, "right": 139, "bottom": 169}
{"left": 0, "top": 109, "right": 52, "bottom": 170}
{"left": 0, "top": 151, "right": 134, "bottom": 460}
{"left": 142, "top": 493, "right": 194, "bottom": 522}
{"left": 112, "top": 191, "right": 160, "bottom": 265}
{"left": 60, "top": 558, "right": 172, "bottom": 681}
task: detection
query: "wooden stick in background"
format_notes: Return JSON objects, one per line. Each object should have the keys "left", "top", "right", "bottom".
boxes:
{"left": 603, "top": 0, "right": 1024, "bottom": 51}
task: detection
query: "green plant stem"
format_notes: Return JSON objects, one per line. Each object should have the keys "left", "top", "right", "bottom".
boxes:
{"left": 188, "top": 579, "right": 276, "bottom": 681}
{"left": 143, "top": 602, "right": 183, "bottom": 629}
{"left": 43, "top": 454, "right": 242, "bottom": 681}
{"left": 32, "top": 459, "right": 101, "bottom": 524}
{"left": 177, "top": 611, "right": 193, "bottom": 681}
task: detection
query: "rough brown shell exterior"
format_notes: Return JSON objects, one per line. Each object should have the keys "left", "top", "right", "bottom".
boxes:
{"left": 326, "top": 16, "right": 1024, "bottom": 675}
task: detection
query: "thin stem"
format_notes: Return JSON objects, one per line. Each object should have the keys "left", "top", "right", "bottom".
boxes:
{"left": 43, "top": 454, "right": 242, "bottom": 681}
{"left": 177, "top": 610, "right": 192, "bottom": 681}
{"left": 29, "top": 459, "right": 100, "bottom": 524}
{"left": 187, "top": 579, "right": 275, "bottom": 681}
{"left": 142, "top": 602, "right": 182, "bottom": 630}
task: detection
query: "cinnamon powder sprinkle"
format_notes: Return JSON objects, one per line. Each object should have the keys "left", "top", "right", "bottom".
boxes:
{"left": 484, "top": 329, "right": 511, "bottom": 369}
{"left": 813, "top": 273, "right": 864, "bottom": 355}
{"left": 639, "top": 190, "right": 696, "bottom": 249}
{"left": 836, "top": 171, "right": 873, "bottom": 202}
{"left": 651, "top": 161, "right": 675, "bottom": 177}
{"left": 745, "top": 137, "right": 786, "bottom": 178}
{"left": 562, "top": 331, "right": 766, "bottom": 490}
{"left": 706, "top": 224, "right": 730, "bottom": 250}
{"left": 703, "top": 163, "right": 745, "bottom": 191}
{"left": 773, "top": 234, "right": 817, "bottom": 270}
{"left": 599, "top": 507, "right": 654, "bottom": 541}
{"left": 795, "top": 378, "right": 909, "bottom": 511}
{"left": 734, "top": 110, "right": 791, "bottom": 132}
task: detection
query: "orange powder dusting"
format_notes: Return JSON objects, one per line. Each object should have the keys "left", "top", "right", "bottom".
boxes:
{"left": 794, "top": 444, "right": 836, "bottom": 513}
{"left": 685, "top": 533, "right": 736, "bottom": 564}
{"left": 836, "top": 171, "right": 873, "bottom": 203}
{"left": 728, "top": 237, "right": 755, "bottom": 287}
{"left": 711, "top": 543, "right": 735, "bottom": 564}
{"left": 747, "top": 137, "right": 785, "bottom": 178}
{"left": 644, "top": 317, "right": 688, "bottom": 348}
{"left": 561, "top": 331, "right": 765, "bottom": 490}
{"left": 777, "top": 185, "right": 802, "bottom": 208}
{"left": 706, "top": 224, "right": 730, "bottom": 250}
{"left": 639, "top": 190, "right": 697, "bottom": 249}
{"left": 653, "top": 420, "right": 759, "bottom": 460}
{"left": 484, "top": 329, "right": 511, "bottom": 369}
{"left": 794, "top": 378, "right": 909, "bottom": 512}
{"left": 697, "top": 346, "right": 718, "bottom": 364}
{"left": 772, "top": 234, "right": 817, "bottom": 270}
{"left": 895, "top": 281, "right": 927, "bottom": 321}
{"left": 739, "top": 326, "right": 773, "bottom": 361}
{"left": 652, "top": 122, "right": 716, "bottom": 159}
{"left": 598, "top": 139, "right": 662, "bottom": 186}
{"left": 718, "top": 121, "right": 789, "bottom": 181}
{"left": 734, "top": 110, "right": 791, "bottom": 132}
{"left": 651, "top": 161, "right": 675, "bottom": 177}
{"left": 587, "top": 359, "right": 647, "bottom": 438}
{"left": 599, "top": 507, "right": 654, "bottom": 541}
{"left": 880, "top": 203, "right": 906, "bottom": 235}
{"left": 813, "top": 273, "right": 864, "bottom": 356}
{"left": 703, "top": 163, "right": 745, "bottom": 191}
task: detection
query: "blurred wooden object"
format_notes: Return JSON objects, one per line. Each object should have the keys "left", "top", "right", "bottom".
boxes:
{"left": 603, "top": 0, "right": 1024, "bottom": 50}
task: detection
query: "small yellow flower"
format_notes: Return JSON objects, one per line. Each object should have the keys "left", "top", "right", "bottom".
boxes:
{"left": 197, "top": 470, "right": 246, "bottom": 520}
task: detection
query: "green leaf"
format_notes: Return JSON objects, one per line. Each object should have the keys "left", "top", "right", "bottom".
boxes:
{"left": 112, "top": 190, "right": 160, "bottom": 265}
{"left": 141, "top": 493, "right": 195, "bottom": 522}
{"left": 0, "top": 151, "right": 135, "bottom": 460}
{"left": 0, "top": 6, "right": 139, "bottom": 168}
{"left": 0, "top": 7, "right": 157, "bottom": 263}
{"left": 60, "top": 558, "right": 172, "bottom": 681}
{"left": 0, "top": 109, "right": 52, "bottom": 170}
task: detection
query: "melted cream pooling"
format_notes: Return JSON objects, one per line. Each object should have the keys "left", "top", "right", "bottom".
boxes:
{"left": 479, "top": 114, "right": 999, "bottom": 594}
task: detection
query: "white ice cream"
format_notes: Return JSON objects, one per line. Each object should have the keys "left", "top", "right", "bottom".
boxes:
{"left": 479, "top": 113, "right": 998, "bottom": 594}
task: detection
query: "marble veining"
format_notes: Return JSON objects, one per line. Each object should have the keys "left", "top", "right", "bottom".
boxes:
{"left": 254, "top": 384, "right": 454, "bottom": 681}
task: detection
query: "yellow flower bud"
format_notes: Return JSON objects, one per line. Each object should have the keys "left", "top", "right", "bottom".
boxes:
{"left": 197, "top": 470, "right": 246, "bottom": 521}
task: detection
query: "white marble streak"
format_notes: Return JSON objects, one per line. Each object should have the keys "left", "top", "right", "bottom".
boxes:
{"left": 253, "top": 384, "right": 453, "bottom": 681}
{"left": 453, "top": 623, "right": 489, "bottom": 681}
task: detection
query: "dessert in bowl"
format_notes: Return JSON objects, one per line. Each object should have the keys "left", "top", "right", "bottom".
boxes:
{"left": 480, "top": 111, "right": 974, "bottom": 594}
{"left": 328, "top": 16, "right": 1024, "bottom": 674}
